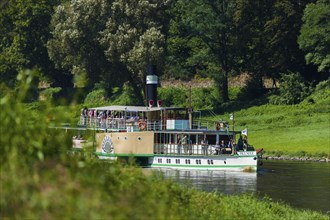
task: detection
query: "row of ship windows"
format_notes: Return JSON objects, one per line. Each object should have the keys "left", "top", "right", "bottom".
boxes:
{"left": 157, "top": 159, "right": 214, "bottom": 165}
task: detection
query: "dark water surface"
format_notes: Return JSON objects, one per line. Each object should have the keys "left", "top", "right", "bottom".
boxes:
{"left": 156, "top": 160, "right": 330, "bottom": 214}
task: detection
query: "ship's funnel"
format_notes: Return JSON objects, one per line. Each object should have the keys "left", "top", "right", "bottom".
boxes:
{"left": 146, "top": 65, "right": 158, "bottom": 107}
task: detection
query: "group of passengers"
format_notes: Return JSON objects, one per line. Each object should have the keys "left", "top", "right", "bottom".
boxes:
{"left": 214, "top": 140, "right": 234, "bottom": 155}
{"left": 80, "top": 108, "right": 139, "bottom": 128}
{"left": 201, "top": 135, "right": 248, "bottom": 155}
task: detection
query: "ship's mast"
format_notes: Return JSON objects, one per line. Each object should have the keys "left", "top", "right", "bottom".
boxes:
{"left": 188, "top": 84, "right": 192, "bottom": 129}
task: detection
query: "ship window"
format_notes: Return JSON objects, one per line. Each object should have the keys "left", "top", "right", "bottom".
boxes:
{"left": 176, "top": 159, "right": 180, "bottom": 164}
{"left": 207, "top": 160, "right": 210, "bottom": 165}
{"left": 211, "top": 160, "right": 214, "bottom": 165}
{"left": 124, "top": 137, "right": 128, "bottom": 140}
{"left": 117, "top": 137, "right": 120, "bottom": 140}
{"left": 137, "top": 137, "right": 142, "bottom": 141}
{"left": 166, "top": 159, "right": 171, "bottom": 163}
{"left": 158, "top": 158, "right": 162, "bottom": 163}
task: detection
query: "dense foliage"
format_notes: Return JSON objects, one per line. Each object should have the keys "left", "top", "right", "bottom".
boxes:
{"left": 1, "top": 0, "right": 329, "bottom": 106}
{"left": 298, "top": 0, "right": 330, "bottom": 72}
{"left": 1, "top": 71, "right": 328, "bottom": 219}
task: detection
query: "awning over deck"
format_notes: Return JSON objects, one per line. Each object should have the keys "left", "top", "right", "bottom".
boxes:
{"left": 89, "top": 105, "right": 186, "bottom": 112}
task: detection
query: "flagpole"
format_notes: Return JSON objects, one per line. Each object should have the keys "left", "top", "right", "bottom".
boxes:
{"left": 232, "top": 112, "right": 234, "bottom": 139}
{"left": 232, "top": 112, "right": 235, "bottom": 155}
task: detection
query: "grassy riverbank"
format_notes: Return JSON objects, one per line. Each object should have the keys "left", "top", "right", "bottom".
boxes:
{"left": 210, "top": 85, "right": 329, "bottom": 158}
{"left": 210, "top": 104, "right": 329, "bottom": 158}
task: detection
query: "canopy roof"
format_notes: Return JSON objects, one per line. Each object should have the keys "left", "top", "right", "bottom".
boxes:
{"left": 89, "top": 105, "right": 186, "bottom": 112}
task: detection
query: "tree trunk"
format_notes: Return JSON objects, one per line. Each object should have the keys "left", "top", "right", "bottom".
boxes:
{"left": 221, "top": 74, "right": 229, "bottom": 102}
{"left": 125, "top": 70, "right": 145, "bottom": 106}
{"left": 220, "top": 71, "right": 229, "bottom": 103}
{"left": 215, "top": 69, "right": 229, "bottom": 103}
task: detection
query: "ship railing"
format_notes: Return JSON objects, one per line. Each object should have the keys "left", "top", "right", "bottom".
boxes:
{"left": 78, "top": 116, "right": 163, "bottom": 131}
{"left": 145, "top": 120, "right": 163, "bottom": 131}
{"left": 192, "top": 120, "right": 229, "bottom": 131}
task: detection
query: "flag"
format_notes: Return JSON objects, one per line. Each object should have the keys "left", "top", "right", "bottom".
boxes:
{"left": 229, "top": 113, "right": 234, "bottom": 120}
{"left": 241, "top": 128, "right": 248, "bottom": 136}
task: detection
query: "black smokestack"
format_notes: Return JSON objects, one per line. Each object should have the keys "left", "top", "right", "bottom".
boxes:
{"left": 146, "top": 65, "right": 158, "bottom": 107}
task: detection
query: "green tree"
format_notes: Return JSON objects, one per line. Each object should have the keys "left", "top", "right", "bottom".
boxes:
{"left": 99, "top": 0, "right": 172, "bottom": 104}
{"left": 48, "top": 0, "right": 172, "bottom": 104}
{"left": 234, "top": 0, "right": 314, "bottom": 90}
{"left": 298, "top": 0, "right": 330, "bottom": 73}
{"left": 167, "top": 0, "right": 240, "bottom": 103}
{"left": 47, "top": 0, "right": 113, "bottom": 91}
{"left": 0, "top": 0, "right": 69, "bottom": 90}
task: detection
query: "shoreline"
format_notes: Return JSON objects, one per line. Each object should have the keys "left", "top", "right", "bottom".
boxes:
{"left": 264, "top": 155, "right": 329, "bottom": 163}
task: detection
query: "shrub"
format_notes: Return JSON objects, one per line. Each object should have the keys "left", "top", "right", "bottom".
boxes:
{"left": 237, "top": 78, "right": 265, "bottom": 101}
{"left": 84, "top": 89, "right": 109, "bottom": 106}
{"left": 278, "top": 72, "right": 311, "bottom": 105}
{"left": 39, "top": 87, "right": 62, "bottom": 101}
{"left": 110, "top": 83, "right": 142, "bottom": 106}
{"left": 158, "top": 87, "right": 187, "bottom": 107}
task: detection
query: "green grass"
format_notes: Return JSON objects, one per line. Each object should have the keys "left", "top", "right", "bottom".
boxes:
{"left": 208, "top": 96, "right": 330, "bottom": 157}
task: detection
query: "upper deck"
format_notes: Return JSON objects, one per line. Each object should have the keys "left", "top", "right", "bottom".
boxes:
{"left": 78, "top": 105, "right": 229, "bottom": 132}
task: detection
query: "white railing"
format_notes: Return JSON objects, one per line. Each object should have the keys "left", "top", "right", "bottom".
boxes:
{"left": 78, "top": 116, "right": 163, "bottom": 131}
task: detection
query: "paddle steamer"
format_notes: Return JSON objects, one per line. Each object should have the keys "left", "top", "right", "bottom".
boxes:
{"left": 74, "top": 67, "right": 263, "bottom": 171}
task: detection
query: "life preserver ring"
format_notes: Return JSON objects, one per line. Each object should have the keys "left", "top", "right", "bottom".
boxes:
{"left": 138, "top": 121, "right": 147, "bottom": 130}
{"left": 216, "top": 122, "right": 221, "bottom": 130}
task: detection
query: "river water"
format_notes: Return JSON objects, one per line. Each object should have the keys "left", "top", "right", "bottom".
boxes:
{"left": 156, "top": 160, "right": 330, "bottom": 215}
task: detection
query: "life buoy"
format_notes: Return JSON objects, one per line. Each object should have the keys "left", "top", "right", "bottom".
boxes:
{"left": 138, "top": 121, "right": 147, "bottom": 130}
{"left": 216, "top": 122, "right": 221, "bottom": 130}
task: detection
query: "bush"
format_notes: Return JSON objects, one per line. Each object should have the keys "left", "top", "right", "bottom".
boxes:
{"left": 237, "top": 78, "right": 265, "bottom": 101}
{"left": 158, "top": 87, "right": 218, "bottom": 110}
{"left": 158, "top": 87, "right": 187, "bottom": 107}
{"left": 278, "top": 72, "right": 311, "bottom": 105}
{"left": 84, "top": 89, "right": 109, "bottom": 106}
{"left": 110, "top": 83, "right": 142, "bottom": 106}
{"left": 39, "top": 87, "right": 62, "bottom": 101}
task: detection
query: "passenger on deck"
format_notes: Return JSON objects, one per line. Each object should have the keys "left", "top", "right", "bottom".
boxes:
{"left": 228, "top": 139, "right": 234, "bottom": 154}
{"left": 220, "top": 140, "right": 226, "bottom": 154}
{"left": 201, "top": 137, "right": 208, "bottom": 155}
{"left": 243, "top": 136, "right": 248, "bottom": 150}
{"left": 215, "top": 141, "right": 221, "bottom": 155}
{"left": 176, "top": 134, "right": 181, "bottom": 154}
{"left": 237, "top": 135, "right": 244, "bottom": 151}
{"left": 181, "top": 135, "right": 187, "bottom": 154}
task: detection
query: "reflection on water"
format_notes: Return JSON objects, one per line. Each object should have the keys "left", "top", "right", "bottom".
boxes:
{"left": 149, "top": 160, "right": 330, "bottom": 215}
{"left": 156, "top": 169, "right": 257, "bottom": 194}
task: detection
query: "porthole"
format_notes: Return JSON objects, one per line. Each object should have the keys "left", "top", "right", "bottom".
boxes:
{"left": 137, "top": 137, "right": 142, "bottom": 141}
{"left": 124, "top": 137, "right": 128, "bottom": 140}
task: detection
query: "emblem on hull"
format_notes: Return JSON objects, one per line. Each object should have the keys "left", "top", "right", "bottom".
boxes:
{"left": 102, "top": 135, "right": 114, "bottom": 153}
